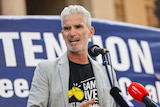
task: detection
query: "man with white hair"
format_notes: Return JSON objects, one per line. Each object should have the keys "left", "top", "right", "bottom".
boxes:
{"left": 27, "top": 5, "right": 118, "bottom": 107}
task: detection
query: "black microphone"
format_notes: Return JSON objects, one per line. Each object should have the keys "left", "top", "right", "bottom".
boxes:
{"left": 128, "top": 82, "right": 160, "bottom": 107}
{"left": 110, "top": 87, "right": 134, "bottom": 107}
{"left": 88, "top": 44, "right": 109, "bottom": 57}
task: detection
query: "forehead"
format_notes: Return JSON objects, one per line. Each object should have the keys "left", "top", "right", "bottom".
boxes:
{"left": 62, "top": 13, "right": 86, "bottom": 26}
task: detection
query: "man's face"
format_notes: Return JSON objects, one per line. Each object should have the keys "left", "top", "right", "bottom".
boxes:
{"left": 61, "top": 13, "right": 94, "bottom": 53}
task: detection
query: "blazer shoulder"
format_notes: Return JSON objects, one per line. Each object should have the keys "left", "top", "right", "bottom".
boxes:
{"left": 37, "top": 52, "right": 68, "bottom": 69}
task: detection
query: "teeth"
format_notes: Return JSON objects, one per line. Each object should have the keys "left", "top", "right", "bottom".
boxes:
{"left": 70, "top": 40, "right": 79, "bottom": 42}
{"left": 69, "top": 36, "right": 80, "bottom": 42}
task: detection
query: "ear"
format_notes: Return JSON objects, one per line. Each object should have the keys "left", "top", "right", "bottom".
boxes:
{"left": 89, "top": 26, "right": 95, "bottom": 38}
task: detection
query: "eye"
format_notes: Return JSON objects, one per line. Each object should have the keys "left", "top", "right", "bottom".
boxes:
{"left": 63, "top": 26, "right": 71, "bottom": 31}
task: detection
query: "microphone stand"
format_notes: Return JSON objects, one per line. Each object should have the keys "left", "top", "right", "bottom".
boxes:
{"left": 101, "top": 53, "right": 113, "bottom": 88}
{"left": 102, "top": 53, "right": 127, "bottom": 107}
{"left": 101, "top": 53, "right": 119, "bottom": 107}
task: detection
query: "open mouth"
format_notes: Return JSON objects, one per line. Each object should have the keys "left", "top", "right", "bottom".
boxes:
{"left": 68, "top": 36, "right": 80, "bottom": 43}
{"left": 69, "top": 39, "right": 79, "bottom": 42}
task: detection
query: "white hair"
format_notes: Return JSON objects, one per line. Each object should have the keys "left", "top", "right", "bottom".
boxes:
{"left": 60, "top": 5, "right": 91, "bottom": 27}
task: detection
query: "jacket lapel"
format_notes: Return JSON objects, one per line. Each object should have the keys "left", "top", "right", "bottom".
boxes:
{"left": 89, "top": 57, "right": 104, "bottom": 106}
{"left": 58, "top": 52, "right": 69, "bottom": 107}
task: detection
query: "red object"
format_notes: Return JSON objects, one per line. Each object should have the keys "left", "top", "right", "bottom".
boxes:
{"left": 128, "top": 82, "right": 149, "bottom": 103}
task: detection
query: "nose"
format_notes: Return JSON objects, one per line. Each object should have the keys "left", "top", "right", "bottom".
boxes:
{"left": 68, "top": 27, "right": 76, "bottom": 36}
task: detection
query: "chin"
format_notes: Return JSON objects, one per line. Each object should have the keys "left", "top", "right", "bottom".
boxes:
{"left": 68, "top": 45, "right": 83, "bottom": 53}
{"left": 69, "top": 48, "right": 80, "bottom": 53}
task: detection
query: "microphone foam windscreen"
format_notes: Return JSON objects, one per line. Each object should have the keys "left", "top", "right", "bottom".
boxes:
{"left": 128, "top": 82, "right": 149, "bottom": 103}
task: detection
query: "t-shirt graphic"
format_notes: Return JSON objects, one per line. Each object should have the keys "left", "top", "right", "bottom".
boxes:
{"left": 68, "top": 83, "right": 84, "bottom": 101}
{"left": 68, "top": 61, "right": 99, "bottom": 107}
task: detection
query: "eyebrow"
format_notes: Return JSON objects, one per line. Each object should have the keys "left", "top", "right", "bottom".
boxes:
{"left": 63, "top": 24, "right": 84, "bottom": 30}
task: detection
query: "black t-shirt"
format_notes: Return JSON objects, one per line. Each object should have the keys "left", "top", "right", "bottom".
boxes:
{"left": 68, "top": 60, "right": 99, "bottom": 107}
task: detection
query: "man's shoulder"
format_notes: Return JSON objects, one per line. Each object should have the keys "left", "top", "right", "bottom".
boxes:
{"left": 37, "top": 52, "right": 68, "bottom": 67}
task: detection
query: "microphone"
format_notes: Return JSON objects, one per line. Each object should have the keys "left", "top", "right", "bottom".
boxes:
{"left": 88, "top": 44, "right": 108, "bottom": 57}
{"left": 128, "top": 82, "right": 160, "bottom": 107}
{"left": 110, "top": 87, "right": 134, "bottom": 107}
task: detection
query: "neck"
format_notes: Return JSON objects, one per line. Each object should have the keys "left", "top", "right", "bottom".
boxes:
{"left": 68, "top": 51, "right": 89, "bottom": 64}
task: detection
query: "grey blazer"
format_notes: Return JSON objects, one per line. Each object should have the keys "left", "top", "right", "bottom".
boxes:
{"left": 27, "top": 52, "right": 118, "bottom": 107}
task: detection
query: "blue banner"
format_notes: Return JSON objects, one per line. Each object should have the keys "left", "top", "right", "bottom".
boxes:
{"left": 0, "top": 16, "right": 160, "bottom": 107}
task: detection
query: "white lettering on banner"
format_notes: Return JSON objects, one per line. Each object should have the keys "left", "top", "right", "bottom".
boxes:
{"left": 0, "top": 78, "right": 29, "bottom": 98}
{"left": 105, "top": 36, "right": 130, "bottom": 71}
{"left": 0, "top": 32, "right": 67, "bottom": 67}
{"left": 0, "top": 77, "right": 159, "bottom": 102}
{"left": 0, "top": 32, "right": 155, "bottom": 74}
{"left": 43, "top": 32, "right": 66, "bottom": 60}
{"left": 128, "top": 39, "right": 154, "bottom": 74}
{"left": 118, "top": 77, "right": 160, "bottom": 103}
{"left": 0, "top": 79, "right": 14, "bottom": 98}
{"left": 0, "top": 32, "right": 19, "bottom": 66}
{"left": 14, "top": 79, "right": 29, "bottom": 97}
{"left": 21, "top": 32, "right": 44, "bottom": 66}
{"left": 105, "top": 36, "right": 154, "bottom": 74}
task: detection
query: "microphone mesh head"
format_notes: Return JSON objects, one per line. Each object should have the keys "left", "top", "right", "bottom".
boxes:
{"left": 88, "top": 45, "right": 100, "bottom": 57}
